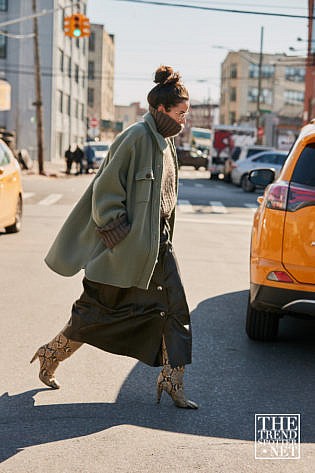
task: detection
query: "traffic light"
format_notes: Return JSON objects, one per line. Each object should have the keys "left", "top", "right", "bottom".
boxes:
{"left": 63, "top": 13, "right": 90, "bottom": 38}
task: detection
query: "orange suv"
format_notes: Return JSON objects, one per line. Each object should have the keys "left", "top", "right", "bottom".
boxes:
{"left": 246, "top": 120, "right": 315, "bottom": 341}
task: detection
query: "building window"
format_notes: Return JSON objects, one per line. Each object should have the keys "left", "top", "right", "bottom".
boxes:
{"left": 61, "top": 8, "right": 65, "bottom": 30}
{"left": 248, "top": 87, "right": 272, "bottom": 105}
{"left": 249, "top": 63, "right": 274, "bottom": 79}
{"left": 0, "top": 35, "right": 7, "bottom": 59}
{"left": 230, "top": 87, "right": 237, "bottom": 102}
{"left": 0, "top": 0, "right": 8, "bottom": 11}
{"left": 81, "top": 103, "right": 85, "bottom": 121}
{"left": 66, "top": 95, "right": 71, "bottom": 115}
{"left": 58, "top": 90, "right": 63, "bottom": 113}
{"left": 82, "top": 72, "right": 85, "bottom": 88}
{"left": 88, "top": 61, "right": 95, "bottom": 79}
{"left": 57, "top": 132, "right": 63, "bottom": 158}
{"left": 229, "top": 111, "right": 236, "bottom": 124}
{"left": 76, "top": 38, "right": 80, "bottom": 49}
{"left": 68, "top": 57, "right": 72, "bottom": 78}
{"left": 75, "top": 64, "right": 79, "bottom": 83}
{"left": 230, "top": 63, "right": 237, "bottom": 79}
{"left": 83, "top": 38, "right": 86, "bottom": 56}
{"left": 88, "top": 88, "right": 94, "bottom": 107}
{"left": 73, "top": 99, "right": 79, "bottom": 119}
{"left": 284, "top": 90, "right": 304, "bottom": 104}
{"left": 285, "top": 67, "right": 305, "bottom": 83}
{"left": 89, "top": 31, "right": 95, "bottom": 51}
{"left": 59, "top": 49, "right": 64, "bottom": 72}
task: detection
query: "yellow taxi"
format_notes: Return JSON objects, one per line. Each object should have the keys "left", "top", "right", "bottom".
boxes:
{"left": 246, "top": 120, "right": 315, "bottom": 340}
{"left": 0, "top": 139, "right": 23, "bottom": 233}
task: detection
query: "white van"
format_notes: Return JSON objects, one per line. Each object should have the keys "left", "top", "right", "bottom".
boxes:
{"left": 84, "top": 141, "right": 110, "bottom": 169}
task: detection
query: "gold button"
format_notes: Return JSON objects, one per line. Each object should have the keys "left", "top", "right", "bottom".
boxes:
{"left": 160, "top": 311, "right": 166, "bottom": 318}
{"left": 157, "top": 286, "right": 163, "bottom": 291}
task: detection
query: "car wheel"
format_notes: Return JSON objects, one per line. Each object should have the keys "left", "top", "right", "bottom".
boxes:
{"left": 241, "top": 174, "right": 255, "bottom": 192}
{"left": 246, "top": 295, "right": 279, "bottom": 341}
{"left": 5, "top": 195, "right": 22, "bottom": 233}
{"left": 209, "top": 173, "right": 218, "bottom": 180}
{"left": 194, "top": 166, "right": 199, "bottom": 170}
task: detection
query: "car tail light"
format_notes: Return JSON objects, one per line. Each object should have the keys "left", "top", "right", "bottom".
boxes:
{"left": 265, "top": 182, "right": 289, "bottom": 210}
{"left": 287, "top": 183, "right": 315, "bottom": 212}
{"left": 267, "top": 271, "right": 294, "bottom": 283}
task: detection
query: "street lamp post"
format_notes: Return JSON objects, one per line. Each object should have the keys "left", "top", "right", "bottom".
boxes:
{"left": 256, "top": 26, "right": 264, "bottom": 143}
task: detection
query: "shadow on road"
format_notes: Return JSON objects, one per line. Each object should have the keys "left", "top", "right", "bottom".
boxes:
{"left": 1, "top": 290, "right": 315, "bottom": 462}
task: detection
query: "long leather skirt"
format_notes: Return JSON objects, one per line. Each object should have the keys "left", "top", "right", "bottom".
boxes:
{"left": 63, "top": 222, "right": 192, "bottom": 368}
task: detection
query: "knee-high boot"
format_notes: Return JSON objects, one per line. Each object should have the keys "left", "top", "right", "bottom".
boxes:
{"left": 156, "top": 337, "right": 198, "bottom": 409}
{"left": 30, "top": 332, "right": 82, "bottom": 389}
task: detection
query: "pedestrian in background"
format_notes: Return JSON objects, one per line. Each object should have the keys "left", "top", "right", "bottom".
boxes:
{"left": 85, "top": 144, "right": 95, "bottom": 174}
{"left": 73, "top": 144, "right": 84, "bottom": 175}
{"left": 64, "top": 145, "right": 73, "bottom": 175}
{"left": 31, "top": 65, "right": 198, "bottom": 409}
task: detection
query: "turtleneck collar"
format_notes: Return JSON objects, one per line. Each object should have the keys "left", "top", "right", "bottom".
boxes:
{"left": 149, "top": 105, "right": 183, "bottom": 138}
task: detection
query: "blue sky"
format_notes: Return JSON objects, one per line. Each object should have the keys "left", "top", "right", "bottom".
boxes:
{"left": 87, "top": 0, "right": 309, "bottom": 107}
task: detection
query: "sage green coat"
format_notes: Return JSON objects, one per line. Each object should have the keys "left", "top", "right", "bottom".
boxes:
{"left": 45, "top": 113, "right": 178, "bottom": 290}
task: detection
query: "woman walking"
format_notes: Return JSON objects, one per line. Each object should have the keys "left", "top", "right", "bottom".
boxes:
{"left": 31, "top": 65, "right": 198, "bottom": 409}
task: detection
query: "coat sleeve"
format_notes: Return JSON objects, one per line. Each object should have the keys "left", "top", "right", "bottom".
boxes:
{"left": 91, "top": 137, "right": 134, "bottom": 243}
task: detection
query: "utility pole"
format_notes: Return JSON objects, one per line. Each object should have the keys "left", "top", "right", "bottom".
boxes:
{"left": 32, "top": 0, "right": 45, "bottom": 174}
{"left": 256, "top": 26, "right": 264, "bottom": 143}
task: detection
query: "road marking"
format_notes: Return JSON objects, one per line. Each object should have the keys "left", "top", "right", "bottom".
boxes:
{"left": 177, "top": 199, "right": 194, "bottom": 213}
{"left": 177, "top": 217, "right": 252, "bottom": 226}
{"left": 23, "top": 192, "right": 35, "bottom": 200}
{"left": 209, "top": 201, "right": 228, "bottom": 214}
{"left": 194, "top": 183, "right": 204, "bottom": 188}
{"left": 38, "top": 193, "right": 63, "bottom": 206}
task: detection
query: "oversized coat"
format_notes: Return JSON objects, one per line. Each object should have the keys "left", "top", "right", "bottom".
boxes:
{"left": 45, "top": 113, "right": 178, "bottom": 290}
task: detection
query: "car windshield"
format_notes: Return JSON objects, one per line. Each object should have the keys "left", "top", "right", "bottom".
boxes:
{"left": 90, "top": 145, "right": 109, "bottom": 151}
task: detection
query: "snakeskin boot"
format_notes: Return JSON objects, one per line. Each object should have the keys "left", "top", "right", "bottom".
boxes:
{"left": 30, "top": 332, "right": 82, "bottom": 389}
{"left": 156, "top": 337, "right": 198, "bottom": 409}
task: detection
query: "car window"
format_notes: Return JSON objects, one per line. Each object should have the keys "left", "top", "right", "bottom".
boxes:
{"left": 231, "top": 146, "right": 241, "bottom": 161}
{"left": 291, "top": 143, "right": 315, "bottom": 187}
{"left": 253, "top": 154, "right": 278, "bottom": 164}
{"left": 247, "top": 148, "right": 269, "bottom": 158}
{"left": 0, "top": 145, "right": 9, "bottom": 166}
{"left": 275, "top": 154, "right": 287, "bottom": 166}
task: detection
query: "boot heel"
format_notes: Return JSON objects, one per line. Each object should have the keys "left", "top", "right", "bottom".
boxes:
{"left": 157, "top": 382, "right": 163, "bottom": 404}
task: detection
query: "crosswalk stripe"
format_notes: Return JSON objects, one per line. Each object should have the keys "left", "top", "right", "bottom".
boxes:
{"left": 177, "top": 199, "right": 194, "bottom": 213}
{"left": 38, "top": 194, "right": 63, "bottom": 206}
{"left": 23, "top": 192, "right": 35, "bottom": 200}
{"left": 209, "top": 201, "right": 228, "bottom": 214}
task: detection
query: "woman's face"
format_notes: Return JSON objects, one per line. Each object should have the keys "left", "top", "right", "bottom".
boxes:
{"left": 157, "top": 100, "right": 190, "bottom": 125}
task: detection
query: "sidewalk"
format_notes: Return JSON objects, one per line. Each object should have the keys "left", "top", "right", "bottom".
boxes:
{"left": 23, "top": 159, "right": 69, "bottom": 178}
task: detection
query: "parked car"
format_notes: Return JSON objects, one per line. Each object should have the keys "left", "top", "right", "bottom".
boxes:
{"left": 83, "top": 142, "right": 110, "bottom": 169}
{"left": 231, "top": 150, "right": 288, "bottom": 192}
{"left": 246, "top": 120, "right": 315, "bottom": 341}
{"left": 0, "top": 139, "right": 23, "bottom": 233}
{"left": 224, "top": 144, "right": 274, "bottom": 182}
{"left": 176, "top": 147, "right": 209, "bottom": 170}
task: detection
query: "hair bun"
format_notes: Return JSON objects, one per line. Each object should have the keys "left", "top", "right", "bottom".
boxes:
{"left": 154, "top": 65, "right": 181, "bottom": 85}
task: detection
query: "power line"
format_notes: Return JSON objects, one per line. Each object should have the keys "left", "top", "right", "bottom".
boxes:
{"left": 116, "top": 0, "right": 312, "bottom": 20}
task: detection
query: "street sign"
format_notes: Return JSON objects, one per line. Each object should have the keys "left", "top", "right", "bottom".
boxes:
{"left": 90, "top": 118, "right": 99, "bottom": 128}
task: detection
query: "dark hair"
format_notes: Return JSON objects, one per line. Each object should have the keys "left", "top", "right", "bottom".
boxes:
{"left": 147, "top": 65, "right": 189, "bottom": 111}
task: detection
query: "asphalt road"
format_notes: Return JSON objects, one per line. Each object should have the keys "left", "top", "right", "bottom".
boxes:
{"left": 1, "top": 167, "right": 315, "bottom": 472}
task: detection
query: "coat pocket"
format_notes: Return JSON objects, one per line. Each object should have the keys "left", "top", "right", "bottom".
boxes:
{"left": 135, "top": 168, "right": 154, "bottom": 203}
